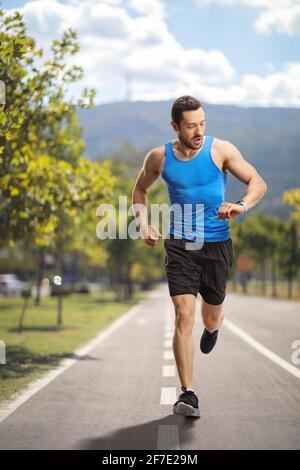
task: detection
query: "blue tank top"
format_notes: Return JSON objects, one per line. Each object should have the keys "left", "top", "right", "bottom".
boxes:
{"left": 161, "top": 135, "right": 230, "bottom": 242}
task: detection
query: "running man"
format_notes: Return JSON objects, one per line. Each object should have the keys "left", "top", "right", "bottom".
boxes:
{"left": 132, "top": 95, "right": 267, "bottom": 418}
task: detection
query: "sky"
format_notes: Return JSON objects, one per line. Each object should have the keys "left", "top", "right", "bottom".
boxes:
{"left": 2, "top": 0, "right": 300, "bottom": 107}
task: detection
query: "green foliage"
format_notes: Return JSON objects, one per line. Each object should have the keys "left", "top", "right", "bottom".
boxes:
{"left": 98, "top": 157, "right": 167, "bottom": 297}
{"left": 230, "top": 211, "right": 299, "bottom": 297}
{"left": 0, "top": 8, "right": 115, "bottom": 257}
{"left": 283, "top": 188, "right": 300, "bottom": 222}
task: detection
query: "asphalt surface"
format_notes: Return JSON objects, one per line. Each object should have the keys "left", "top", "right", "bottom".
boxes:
{"left": 0, "top": 283, "right": 299, "bottom": 450}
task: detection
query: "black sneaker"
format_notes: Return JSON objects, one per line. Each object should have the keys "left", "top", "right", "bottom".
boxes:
{"left": 173, "top": 386, "right": 200, "bottom": 418}
{"left": 200, "top": 328, "right": 219, "bottom": 354}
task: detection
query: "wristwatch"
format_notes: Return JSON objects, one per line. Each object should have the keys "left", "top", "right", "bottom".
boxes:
{"left": 235, "top": 199, "right": 248, "bottom": 212}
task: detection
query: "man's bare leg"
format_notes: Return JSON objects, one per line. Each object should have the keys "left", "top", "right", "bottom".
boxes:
{"left": 201, "top": 298, "right": 224, "bottom": 331}
{"left": 171, "top": 293, "right": 196, "bottom": 389}
{"left": 199, "top": 298, "right": 224, "bottom": 353}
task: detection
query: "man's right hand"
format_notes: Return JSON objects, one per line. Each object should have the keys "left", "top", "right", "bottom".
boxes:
{"left": 140, "top": 225, "right": 161, "bottom": 247}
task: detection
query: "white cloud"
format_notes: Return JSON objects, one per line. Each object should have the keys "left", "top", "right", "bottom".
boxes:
{"left": 255, "top": 4, "right": 300, "bottom": 35}
{"left": 5, "top": 0, "right": 234, "bottom": 102}
{"left": 4, "top": 0, "right": 300, "bottom": 107}
{"left": 237, "top": 62, "right": 300, "bottom": 106}
{"left": 199, "top": 0, "right": 296, "bottom": 5}
{"left": 78, "top": 4, "right": 131, "bottom": 38}
{"left": 132, "top": 60, "right": 300, "bottom": 108}
{"left": 196, "top": 0, "right": 300, "bottom": 35}
{"left": 127, "top": 0, "right": 165, "bottom": 17}
{"left": 20, "top": 0, "right": 69, "bottom": 39}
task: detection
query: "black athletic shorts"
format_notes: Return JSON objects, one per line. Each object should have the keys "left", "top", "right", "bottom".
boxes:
{"left": 164, "top": 236, "right": 233, "bottom": 305}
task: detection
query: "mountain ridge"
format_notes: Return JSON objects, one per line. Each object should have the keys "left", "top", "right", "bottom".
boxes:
{"left": 77, "top": 100, "right": 300, "bottom": 218}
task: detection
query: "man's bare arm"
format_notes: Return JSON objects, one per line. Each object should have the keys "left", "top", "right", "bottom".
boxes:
{"left": 218, "top": 140, "right": 267, "bottom": 219}
{"left": 132, "top": 147, "right": 164, "bottom": 246}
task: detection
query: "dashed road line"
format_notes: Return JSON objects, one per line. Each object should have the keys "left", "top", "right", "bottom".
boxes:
{"left": 160, "top": 387, "right": 177, "bottom": 405}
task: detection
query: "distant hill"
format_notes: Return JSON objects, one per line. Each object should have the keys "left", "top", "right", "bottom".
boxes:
{"left": 77, "top": 100, "right": 300, "bottom": 218}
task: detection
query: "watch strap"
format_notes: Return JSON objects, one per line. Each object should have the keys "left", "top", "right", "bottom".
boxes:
{"left": 235, "top": 199, "right": 248, "bottom": 212}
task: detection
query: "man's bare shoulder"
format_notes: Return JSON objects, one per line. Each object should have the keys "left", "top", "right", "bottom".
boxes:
{"left": 212, "top": 137, "right": 238, "bottom": 156}
{"left": 144, "top": 145, "right": 165, "bottom": 175}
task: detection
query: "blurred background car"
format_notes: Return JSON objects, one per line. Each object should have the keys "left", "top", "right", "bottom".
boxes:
{"left": 72, "top": 281, "right": 90, "bottom": 294}
{"left": 0, "top": 273, "right": 29, "bottom": 296}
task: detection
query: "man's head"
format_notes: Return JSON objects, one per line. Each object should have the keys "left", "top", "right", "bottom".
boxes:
{"left": 171, "top": 95, "right": 206, "bottom": 150}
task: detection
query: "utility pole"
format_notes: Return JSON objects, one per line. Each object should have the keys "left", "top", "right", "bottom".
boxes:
{"left": 125, "top": 72, "right": 132, "bottom": 102}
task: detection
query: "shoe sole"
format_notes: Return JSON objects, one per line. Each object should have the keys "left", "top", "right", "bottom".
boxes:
{"left": 200, "top": 346, "right": 216, "bottom": 354}
{"left": 173, "top": 402, "right": 200, "bottom": 418}
{"left": 200, "top": 341, "right": 218, "bottom": 354}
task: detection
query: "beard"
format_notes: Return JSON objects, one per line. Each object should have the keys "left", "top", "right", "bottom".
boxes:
{"left": 178, "top": 132, "right": 203, "bottom": 150}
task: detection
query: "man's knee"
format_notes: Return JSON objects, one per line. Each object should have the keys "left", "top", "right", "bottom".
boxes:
{"left": 204, "top": 314, "right": 223, "bottom": 330}
{"left": 201, "top": 291, "right": 226, "bottom": 306}
{"left": 174, "top": 306, "right": 195, "bottom": 332}
{"left": 203, "top": 307, "right": 224, "bottom": 330}
{"left": 202, "top": 298, "right": 224, "bottom": 330}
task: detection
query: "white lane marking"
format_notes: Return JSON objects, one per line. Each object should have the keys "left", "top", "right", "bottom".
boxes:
{"left": 164, "top": 324, "right": 173, "bottom": 330}
{"left": 163, "top": 350, "right": 174, "bottom": 360}
{"left": 162, "top": 365, "right": 176, "bottom": 377}
{"left": 157, "top": 425, "right": 180, "bottom": 450}
{"left": 164, "top": 339, "right": 173, "bottom": 348}
{"left": 136, "top": 318, "right": 147, "bottom": 325}
{"left": 0, "top": 299, "right": 149, "bottom": 424}
{"left": 160, "top": 387, "right": 177, "bottom": 405}
{"left": 164, "top": 331, "right": 173, "bottom": 339}
{"left": 224, "top": 318, "right": 300, "bottom": 380}
{"left": 164, "top": 326, "right": 174, "bottom": 333}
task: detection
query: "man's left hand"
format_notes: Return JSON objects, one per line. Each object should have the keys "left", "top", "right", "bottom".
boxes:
{"left": 217, "top": 202, "right": 245, "bottom": 220}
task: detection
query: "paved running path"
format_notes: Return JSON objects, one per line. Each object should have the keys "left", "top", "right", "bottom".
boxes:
{"left": 0, "top": 284, "right": 299, "bottom": 450}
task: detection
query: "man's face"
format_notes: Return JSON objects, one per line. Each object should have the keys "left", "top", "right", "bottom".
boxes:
{"left": 172, "top": 108, "right": 206, "bottom": 150}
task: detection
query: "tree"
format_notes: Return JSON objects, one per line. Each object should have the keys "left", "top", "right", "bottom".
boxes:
{"left": 282, "top": 189, "right": 300, "bottom": 298}
{"left": 98, "top": 156, "right": 168, "bottom": 300}
{"left": 0, "top": 9, "right": 116, "bottom": 325}
{"left": 229, "top": 220, "right": 247, "bottom": 292}
{"left": 283, "top": 188, "right": 300, "bottom": 222}
{"left": 278, "top": 220, "right": 299, "bottom": 299}
{"left": 0, "top": 9, "right": 95, "bottom": 247}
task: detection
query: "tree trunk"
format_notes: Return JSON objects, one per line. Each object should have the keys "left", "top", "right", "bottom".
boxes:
{"left": 260, "top": 261, "right": 266, "bottom": 296}
{"left": 230, "top": 268, "right": 237, "bottom": 292}
{"left": 19, "top": 296, "right": 29, "bottom": 333}
{"left": 240, "top": 272, "right": 248, "bottom": 294}
{"left": 57, "top": 294, "right": 63, "bottom": 327}
{"left": 271, "top": 256, "right": 277, "bottom": 298}
{"left": 35, "top": 247, "right": 45, "bottom": 306}
{"left": 288, "top": 275, "right": 293, "bottom": 300}
{"left": 56, "top": 245, "right": 64, "bottom": 328}
{"left": 125, "top": 263, "right": 133, "bottom": 300}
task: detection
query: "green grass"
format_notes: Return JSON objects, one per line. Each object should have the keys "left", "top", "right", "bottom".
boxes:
{"left": 228, "top": 279, "right": 300, "bottom": 301}
{"left": 0, "top": 289, "right": 146, "bottom": 403}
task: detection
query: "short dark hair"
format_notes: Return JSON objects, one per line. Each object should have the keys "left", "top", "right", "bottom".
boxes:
{"left": 171, "top": 95, "right": 203, "bottom": 125}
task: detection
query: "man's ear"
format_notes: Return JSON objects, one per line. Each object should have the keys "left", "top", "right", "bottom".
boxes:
{"left": 171, "top": 121, "right": 178, "bottom": 132}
